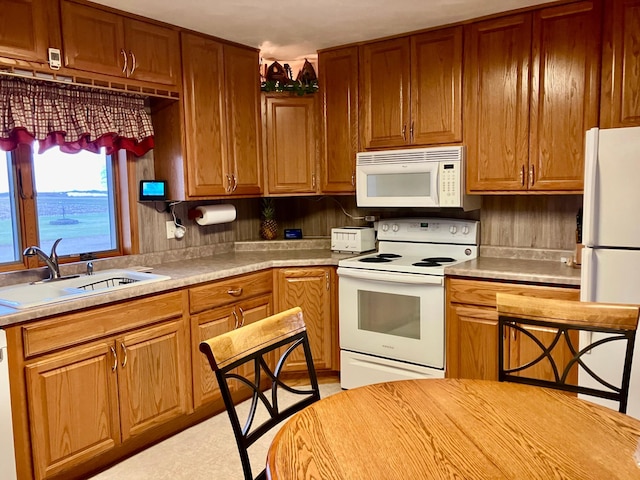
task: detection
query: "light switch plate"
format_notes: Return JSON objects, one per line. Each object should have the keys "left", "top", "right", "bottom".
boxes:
{"left": 166, "top": 220, "right": 176, "bottom": 239}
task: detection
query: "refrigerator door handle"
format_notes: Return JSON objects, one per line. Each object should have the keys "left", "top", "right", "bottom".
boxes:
{"left": 580, "top": 247, "right": 594, "bottom": 302}
{"left": 582, "top": 127, "right": 599, "bottom": 247}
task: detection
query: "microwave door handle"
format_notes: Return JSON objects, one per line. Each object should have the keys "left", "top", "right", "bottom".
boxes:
{"left": 337, "top": 267, "right": 443, "bottom": 285}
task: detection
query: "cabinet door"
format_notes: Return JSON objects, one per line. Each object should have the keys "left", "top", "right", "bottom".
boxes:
{"left": 25, "top": 341, "right": 120, "bottom": 480}
{"left": 61, "top": 1, "right": 125, "bottom": 76}
{"left": 450, "top": 305, "right": 500, "bottom": 381}
{"left": 509, "top": 323, "right": 579, "bottom": 384}
{"left": 0, "top": 0, "right": 60, "bottom": 64}
{"left": 235, "top": 294, "right": 274, "bottom": 385}
{"left": 600, "top": 0, "right": 640, "bottom": 127}
{"left": 411, "top": 27, "right": 463, "bottom": 145}
{"left": 181, "top": 32, "right": 229, "bottom": 197}
{"left": 464, "top": 14, "right": 532, "bottom": 192}
{"left": 224, "top": 44, "right": 263, "bottom": 196}
{"left": 319, "top": 46, "right": 358, "bottom": 193}
{"left": 123, "top": 18, "right": 179, "bottom": 86}
{"left": 276, "top": 267, "right": 333, "bottom": 371}
{"left": 359, "top": 38, "right": 411, "bottom": 149}
{"left": 529, "top": 1, "right": 600, "bottom": 191}
{"left": 191, "top": 307, "right": 233, "bottom": 409}
{"left": 117, "top": 319, "right": 190, "bottom": 440}
{"left": 265, "top": 95, "right": 318, "bottom": 194}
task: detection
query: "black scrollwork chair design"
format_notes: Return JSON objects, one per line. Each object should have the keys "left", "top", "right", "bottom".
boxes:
{"left": 496, "top": 293, "right": 639, "bottom": 413}
{"left": 199, "top": 306, "right": 320, "bottom": 480}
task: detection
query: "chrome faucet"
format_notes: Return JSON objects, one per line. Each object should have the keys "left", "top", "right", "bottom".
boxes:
{"left": 23, "top": 238, "right": 63, "bottom": 281}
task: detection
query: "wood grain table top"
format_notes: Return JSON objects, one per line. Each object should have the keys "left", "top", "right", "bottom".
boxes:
{"left": 266, "top": 379, "right": 640, "bottom": 479}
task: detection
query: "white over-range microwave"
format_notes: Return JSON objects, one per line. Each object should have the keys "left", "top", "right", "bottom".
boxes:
{"left": 355, "top": 146, "right": 481, "bottom": 210}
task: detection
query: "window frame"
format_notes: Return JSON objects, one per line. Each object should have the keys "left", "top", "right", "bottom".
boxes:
{"left": 0, "top": 145, "right": 133, "bottom": 273}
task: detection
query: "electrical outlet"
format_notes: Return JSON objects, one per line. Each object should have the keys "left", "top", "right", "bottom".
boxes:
{"left": 166, "top": 220, "right": 176, "bottom": 239}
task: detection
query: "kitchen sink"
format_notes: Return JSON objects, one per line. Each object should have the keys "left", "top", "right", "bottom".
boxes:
{"left": 0, "top": 269, "right": 171, "bottom": 310}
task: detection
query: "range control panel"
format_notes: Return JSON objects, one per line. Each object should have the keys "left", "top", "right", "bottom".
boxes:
{"left": 377, "top": 218, "right": 479, "bottom": 245}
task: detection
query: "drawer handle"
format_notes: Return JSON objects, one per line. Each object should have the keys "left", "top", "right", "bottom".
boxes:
{"left": 121, "top": 343, "right": 128, "bottom": 368}
{"left": 111, "top": 346, "right": 118, "bottom": 372}
{"left": 227, "top": 288, "right": 243, "bottom": 296}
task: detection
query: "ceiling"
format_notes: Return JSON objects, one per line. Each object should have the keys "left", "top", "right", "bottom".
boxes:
{"left": 91, "top": 0, "right": 546, "bottom": 62}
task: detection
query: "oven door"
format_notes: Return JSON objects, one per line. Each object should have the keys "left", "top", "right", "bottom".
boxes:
{"left": 338, "top": 267, "right": 444, "bottom": 368}
{"left": 355, "top": 161, "right": 439, "bottom": 207}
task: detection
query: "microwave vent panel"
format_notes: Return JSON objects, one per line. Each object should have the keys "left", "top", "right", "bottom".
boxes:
{"left": 356, "top": 146, "right": 463, "bottom": 165}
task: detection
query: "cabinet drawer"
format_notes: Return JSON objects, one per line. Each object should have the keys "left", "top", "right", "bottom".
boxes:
{"left": 22, "top": 291, "right": 185, "bottom": 358}
{"left": 189, "top": 270, "right": 272, "bottom": 314}
{"left": 447, "top": 278, "right": 579, "bottom": 307}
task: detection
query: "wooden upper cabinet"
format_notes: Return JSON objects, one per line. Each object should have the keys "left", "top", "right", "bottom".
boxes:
{"left": 223, "top": 44, "right": 263, "bottom": 196}
{"left": 465, "top": 1, "right": 600, "bottom": 194}
{"left": 464, "top": 14, "right": 532, "bottom": 192}
{"left": 360, "top": 37, "right": 410, "bottom": 149}
{"left": 264, "top": 94, "right": 318, "bottom": 194}
{"left": 529, "top": 1, "right": 601, "bottom": 191}
{"left": 601, "top": 0, "right": 640, "bottom": 127}
{"left": 0, "top": 0, "right": 61, "bottom": 65}
{"left": 359, "top": 27, "right": 462, "bottom": 149}
{"left": 180, "top": 33, "right": 262, "bottom": 198}
{"left": 319, "top": 46, "right": 358, "bottom": 193}
{"left": 182, "top": 33, "right": 231, "bottom": 197}
{"left": 410, "top": 27, "right": 463, "bottom": 145}
{"left": 181, "top": 32, "right": 228, "bottom": 197}
{"left": 123, "top": 18, "right": 180, "bottom": 86}
{"left": 61, "top": 0, "right": 179, "bottom": 86}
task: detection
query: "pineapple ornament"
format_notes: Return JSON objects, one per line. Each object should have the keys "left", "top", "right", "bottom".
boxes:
{"left": 259, "top": 198, "right": 278, "bottom": 240}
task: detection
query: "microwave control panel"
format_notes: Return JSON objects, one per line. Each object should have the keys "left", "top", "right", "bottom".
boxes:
{"left": 438, "top": 161, "right": 461, "bottom": 206}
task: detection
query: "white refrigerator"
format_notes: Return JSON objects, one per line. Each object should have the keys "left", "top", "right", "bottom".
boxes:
{"left": 580, "top": 125, "right": 640, "bottom": 418}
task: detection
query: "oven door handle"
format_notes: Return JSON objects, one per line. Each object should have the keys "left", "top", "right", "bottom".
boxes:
{"left": 337, "top": 267, "right": 443, "bottom": 285}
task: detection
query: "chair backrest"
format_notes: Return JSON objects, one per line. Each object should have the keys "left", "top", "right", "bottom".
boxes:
{"left": 199, "top": 306, "right": 320, "bottom": 480}
{"left": 496, "top": 293, "right": 640, "bottom": 413}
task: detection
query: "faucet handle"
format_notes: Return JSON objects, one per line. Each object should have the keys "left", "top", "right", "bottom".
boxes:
{"left": 50, "top": 238, "right": 62, "bottom": 261}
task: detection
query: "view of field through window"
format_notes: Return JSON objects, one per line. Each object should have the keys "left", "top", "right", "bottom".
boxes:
{"left": 0, "top": 147, "right": 117, "bottom": 264}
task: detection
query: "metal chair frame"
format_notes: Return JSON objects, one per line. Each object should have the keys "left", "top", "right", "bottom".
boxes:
{"left": 498, "top": 315, "right": 636, "bottom": 412}
{"left": 200, "top": 308, "right": 320, "bottom": 480}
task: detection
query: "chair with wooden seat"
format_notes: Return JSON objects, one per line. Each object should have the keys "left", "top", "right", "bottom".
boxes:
{"left": 199, "top": 306, "right": 320, "bottom": 480}
{"left": 496, "top": 293, "right": 640, "bottom": 413}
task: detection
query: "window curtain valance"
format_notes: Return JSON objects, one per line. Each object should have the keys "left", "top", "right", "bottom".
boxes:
{"left": 0, "top": 76, "right": 154, "bottom": 156}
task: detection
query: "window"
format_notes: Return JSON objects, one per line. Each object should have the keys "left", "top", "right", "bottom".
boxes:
{"left": 32, "top": 147, "right": 118, "bottom": 257}
{"left": 0, "top": 144, "right": 123, "bottom": 270}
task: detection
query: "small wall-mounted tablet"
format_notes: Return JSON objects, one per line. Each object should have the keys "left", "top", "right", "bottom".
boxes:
{"left": 139, "top": 180, "right": 168, "bottom": 202}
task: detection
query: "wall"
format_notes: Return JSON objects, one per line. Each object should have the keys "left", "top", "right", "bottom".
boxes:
{"left": 136, "top": 144, "right": 581, "bottom": 256}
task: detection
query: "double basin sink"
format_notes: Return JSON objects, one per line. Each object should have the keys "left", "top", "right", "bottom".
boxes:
{"left": 0, "top": 269, "right": 171, "bottom": 310}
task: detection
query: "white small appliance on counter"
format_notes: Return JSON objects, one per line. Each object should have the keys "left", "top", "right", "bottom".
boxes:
{"left": 331, "top": 227, "right": 375, "bottom": 253}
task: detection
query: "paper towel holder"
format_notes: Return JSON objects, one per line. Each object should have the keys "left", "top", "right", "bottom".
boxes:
{"left": 188, "top": 208, "right": 203, "bottom": 220}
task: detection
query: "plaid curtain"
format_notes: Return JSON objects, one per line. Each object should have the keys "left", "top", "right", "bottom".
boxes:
{"left": 0, "top": 76, "right": 154, "bottom": 156}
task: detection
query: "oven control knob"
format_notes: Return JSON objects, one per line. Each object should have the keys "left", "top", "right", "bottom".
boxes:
{"left": 392, "top": 224, "right": 399, "bottom": 232}
{"left": 462, "top": 226, "right": 470, "bottom": 235}
{"left": 449, "top": 226, "right": 457, "bottom": 234}
{"left": 381, "top": 223, "right": 389, "bottom": 232}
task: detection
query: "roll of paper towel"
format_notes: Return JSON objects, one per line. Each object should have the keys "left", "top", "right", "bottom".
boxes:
{"left": 194, "top": 204, "right": 236, "bottom": 225}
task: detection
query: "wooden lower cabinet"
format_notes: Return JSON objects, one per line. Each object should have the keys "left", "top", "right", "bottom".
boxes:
{"left": 191, "top": 293, "right": 273, "bottom": 409}
{"left": 9, "top": 291, "right": 190, "bottom": 480}
{"left": 446, "top": 277, "right": 580, "bottom": 381}
{"left": 189, "top": 270, "right": 274, "bottom": 409}
{"left": 274, "top": 267, "right": 335, "bottom": 372}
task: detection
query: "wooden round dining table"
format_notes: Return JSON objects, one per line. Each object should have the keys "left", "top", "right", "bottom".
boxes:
{"left": 266, "top": 378, "right": 640, "bottom": 479}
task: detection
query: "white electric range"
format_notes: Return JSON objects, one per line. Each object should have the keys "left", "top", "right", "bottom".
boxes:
{"left": 337, "top": 218, "right": 479, "bottom": 389}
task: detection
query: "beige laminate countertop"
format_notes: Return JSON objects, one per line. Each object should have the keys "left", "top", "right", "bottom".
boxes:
{"left": 0, "top": 245, "right": 582, "bottom": 328}
{"left": 445, "top": 256, "right": 582, "bottom": 286}
{"left": 0, "top": 248, "right": 351, "bottom": 328}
